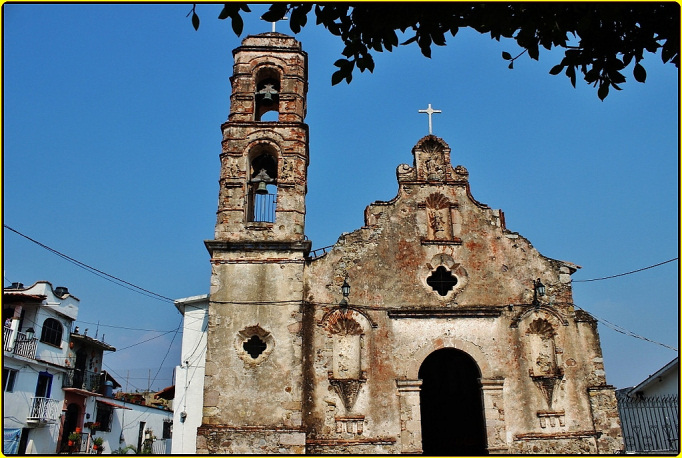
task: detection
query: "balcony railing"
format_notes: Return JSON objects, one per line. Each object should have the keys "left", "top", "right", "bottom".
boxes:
{"left": 3, "top": 326, "right": 11, "bottom": 351}
{"left": 27, "top": 397, "right": 61, "bottom": 424}
{"left": 63, "top": 368, "right": 101, "bottom": 393}
{"left": 3, "top": 326, "right": 37, "bottom": 359}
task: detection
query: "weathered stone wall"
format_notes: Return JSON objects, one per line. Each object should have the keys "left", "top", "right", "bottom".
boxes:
{"left": 198, "top": 33, "right": 311, "bottom": 454}
{"left": 301, "top": 135, "right": 623, "bottom": 453}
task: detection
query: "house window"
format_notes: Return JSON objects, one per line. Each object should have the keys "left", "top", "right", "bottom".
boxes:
{"left": 162, "top": 420, "right": 172, "bottom": 439}
{"left": 95, "top": 403, "right": 114, "bottom": 432}
{"left": 3, "top": 368, "right": 18, "bottom": 392}
{"left": 40, "top": 318, "right": 63, "bottom": 347}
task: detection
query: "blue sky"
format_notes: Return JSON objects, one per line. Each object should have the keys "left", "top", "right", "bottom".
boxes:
{"left": 3, "top": 4, "right": 678, "bottom": 392}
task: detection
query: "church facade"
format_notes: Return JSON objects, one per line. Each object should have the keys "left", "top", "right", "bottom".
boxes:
{"left": 197, "top": 33, "right": 623, "bottom": 455}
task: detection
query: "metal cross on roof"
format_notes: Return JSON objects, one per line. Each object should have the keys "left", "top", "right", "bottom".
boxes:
{"left": 418, "top": 104, "right": 442, "bottom": 135}
{"left": 262, "top": 15, "right": 288, "bottom": 32}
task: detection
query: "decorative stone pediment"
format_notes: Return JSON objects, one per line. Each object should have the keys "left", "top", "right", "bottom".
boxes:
{"left": 329, "top": 377, "right": 366, "bottom": 412}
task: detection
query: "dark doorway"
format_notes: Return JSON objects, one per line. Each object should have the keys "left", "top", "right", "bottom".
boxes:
{"left": 60, "top": 403, "right": 80, "bottom": 452}
{"left": 419, "top": 348, "right": 488, "bottom": 455}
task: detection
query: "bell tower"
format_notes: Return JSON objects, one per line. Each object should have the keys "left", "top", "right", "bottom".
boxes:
{"left": 199, "top": 33, "right": 310, "bottom": 454}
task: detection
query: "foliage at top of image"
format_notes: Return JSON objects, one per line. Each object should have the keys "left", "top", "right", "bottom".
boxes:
{"left": 190, "top": 3, "right": 679, "bottom": 100}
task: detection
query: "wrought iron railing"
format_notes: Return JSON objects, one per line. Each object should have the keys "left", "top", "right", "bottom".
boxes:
{"left": 617, "top": 392, "right": 679, "bottom": 453}
{"left": 3, "top": 326, "right": 37, "bottom": 359}
{"left": 63, "top": 368, "right": 101, "bottom": 392}
{"left": 27, "top": 397, "right": 61, "bottom": 424}
{"left": 308, "top": 244, "right": 334, "bottom": 260}
{"left": 3, "top": 326, "right": 12, "bottom": 351}
{"left": 251, "top": 193, "right": 276, "bottom": 223}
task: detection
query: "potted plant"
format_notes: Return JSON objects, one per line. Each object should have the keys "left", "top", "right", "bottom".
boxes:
{"left": 67, "top": 432, "right": 81, "bottom": 447}
{"left": 92, "top": 437, "right": 104, "bottom": 453}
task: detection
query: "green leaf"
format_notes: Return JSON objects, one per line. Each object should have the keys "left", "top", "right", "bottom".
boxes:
{"left": 333, "top": 59, "right": 351, "bottom": 71}
{"left": 401, "top": 35, "right": 418, "bottom": 46}
{"left": 565, "top": 65, "right": 576, "bottom": 87}
{"left": 549, "top": 64, "right": 563, "bottom": 75}
{"left": 218, "top": 4, "right": 232, "bottom": 20}
{"left": 192, "top": 11, "right": 200, "bottom": 31}
{"left": 502, "top": 51, "right": 512, "bottom": 60}
{"left": 231, "top": 13, "right": 244, "bottom": 36}
{"left": 331, "top": 70, "right": 344, "bottom": 86}
{"left": 633, "top": 63, "right": 647, "bottom": 83}
{"left": 597, "top": 83, "right": 609, "bottom": 101}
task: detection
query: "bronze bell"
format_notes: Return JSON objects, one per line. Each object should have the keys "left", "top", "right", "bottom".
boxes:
{"left": 255, "top": 181, "right": 269, "bottom": 195}
{"left": 260, "top": 91, "right": 275, "bottom": 106}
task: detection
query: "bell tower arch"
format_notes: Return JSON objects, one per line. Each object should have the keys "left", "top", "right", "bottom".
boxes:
{"left": 199, "top": 33, "right": 310, "bottom": 454}
{"left": 213, "top": 32, "right": 309, "bottom": 242}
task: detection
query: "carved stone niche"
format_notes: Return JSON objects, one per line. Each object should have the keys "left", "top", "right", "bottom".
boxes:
{"left": 525, "top": 318, "right": 564, "bottom": 409}
{"left": 414, "top": 137, "right": 451, "bottom": 182}
{"left": 322, "top": 309, "right": 370, "bottom": 413}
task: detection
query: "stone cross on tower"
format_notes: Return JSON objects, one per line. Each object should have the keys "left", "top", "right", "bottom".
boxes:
{"left": 262, "top": 15, "right": 288, "bottom": 32}
{"left": 419, "top": 103, "right": 442, "bottom": 135}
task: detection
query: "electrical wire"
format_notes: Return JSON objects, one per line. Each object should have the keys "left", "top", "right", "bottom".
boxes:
{"left": 4, "top": 224, "right": 174, "bottom": 304}
{"left": 149, "top": 319, "right": 182, "bottom": 389}
{"left": 113, "top": 329, "right": 179, "bottom": 352}
{"left": 573, "top": 257, "right": 678, "bottom": 283}
{"left": 75, "top": 319, "right": 175, "bottom": 333}
{"left": 573, "top": 305, "right": 677, "bottom": 352}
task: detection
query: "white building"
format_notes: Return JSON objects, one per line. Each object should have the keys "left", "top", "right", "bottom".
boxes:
{"left": 170, "top": 294, "right": 208, "bottom": 454}
{"left": 3, "top": 281, "right": 173, "bottom": 454}
{"left": 3, "top": 281, "right": 80, "bottom": 454}
{"left": 91, "top": 394, "right": 173, "bottom": 454}
{"left": 617, "top": 357, "right": 679, "bottom": 454}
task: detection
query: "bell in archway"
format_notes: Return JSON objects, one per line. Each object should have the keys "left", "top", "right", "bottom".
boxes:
{"left": 260, "top": 91, "right": 275, "bottom": 106}
{"left": 255, "top": 181, "right": 269, "bottom": 195}
{"left": 252, "top": 168, "right": 273, "bottom": 195}
{"left": 257, "top": 83, "right": 278, "bottom": 106}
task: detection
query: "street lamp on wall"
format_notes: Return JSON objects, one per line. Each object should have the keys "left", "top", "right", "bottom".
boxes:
{"left": 340, "top": 278, "right": 350, "bottom": 308}
{"left": 532, "top": 278, "right": 545, "bottom": 309}
{"left": 25, "top": 328, "right": 35, "bottom": 340}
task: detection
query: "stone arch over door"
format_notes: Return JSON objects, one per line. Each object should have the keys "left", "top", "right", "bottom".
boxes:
{"left": 407, "top": 337, "right": 492, "bottom": 380}
{"left": 419, "top": 348, "right": 488, "bottom": 455}
{"left": 397, "top": 338, "right": 508, "bottom": 454}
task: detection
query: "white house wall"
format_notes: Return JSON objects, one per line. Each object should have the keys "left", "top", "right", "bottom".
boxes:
{"left": 2, "top": 359, "right": 66, "bottom": 454}
{"left": 80, "top": 397, "right": 173, "bottom": 454}
{"left": 171, "top": 295, "right": 208, "bottom": 454}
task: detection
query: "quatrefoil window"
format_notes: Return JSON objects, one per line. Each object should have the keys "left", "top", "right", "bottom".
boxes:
{"left": 243, "top": 335, "right": 267, "bottom": 359}
{"left": 426, "top": 266, "right": 458, "bottom": 296}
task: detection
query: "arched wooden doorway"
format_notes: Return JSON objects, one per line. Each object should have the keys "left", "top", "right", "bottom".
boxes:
{"left": 418, "top": 348, "right": 488, "bottom": 455}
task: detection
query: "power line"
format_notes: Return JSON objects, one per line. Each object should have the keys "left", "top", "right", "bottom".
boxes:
{"left": 75, "top": 319, "right": 175, "bottom": 333}
{"left": 115, "top": 329, "right": 178, "bottom": 352}
{"left": 149, "top": 319, "right": 183, "bottom": 389}
{"left": 574, "top": 305, "right": 677, "bottom": 352}
{"left": 4, "top": 224, "right": 174, "bottom": 303}
{"left": 573, "top": 257, "right": 678, "bottom": 283}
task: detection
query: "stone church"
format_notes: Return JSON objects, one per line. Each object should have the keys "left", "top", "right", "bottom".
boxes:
{"left": 197, "top": 32, "right": 623, "bottom": 454}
